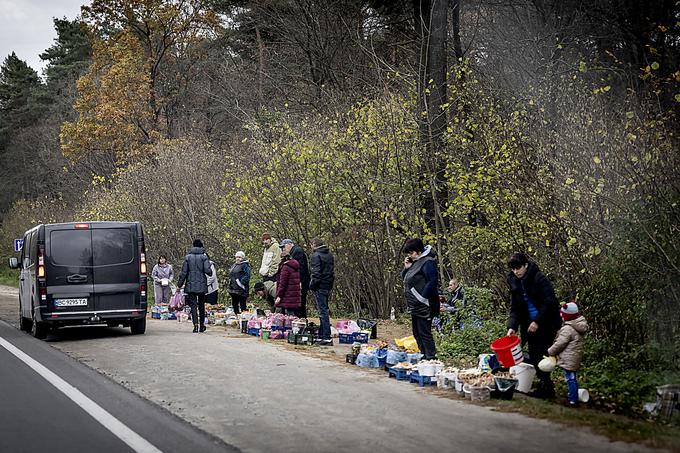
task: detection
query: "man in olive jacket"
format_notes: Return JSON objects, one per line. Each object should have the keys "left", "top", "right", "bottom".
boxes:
{"left": 259, "top": 233, "right": 281, "bottom": 300}
{"left": 178, "top": 239, "right": 213, "bottom": 333}
{"left": 506, "top": 252, "right": 561, "bottom": 398}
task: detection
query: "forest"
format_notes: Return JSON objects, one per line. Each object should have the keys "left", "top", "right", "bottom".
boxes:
{"left": 0, "top": 0, "right": 678, "bottom": 416}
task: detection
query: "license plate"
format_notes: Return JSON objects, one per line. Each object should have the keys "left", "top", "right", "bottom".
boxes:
{"left": 54, "top": 298, "right": 88, "bottom": 307}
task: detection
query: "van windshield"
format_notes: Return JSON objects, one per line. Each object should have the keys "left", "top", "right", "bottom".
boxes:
{"left": 93, "top": 229, "right": 134, "bottom": 266}
{"left": 50, "top": 230, "right": 92, "bottom": 266}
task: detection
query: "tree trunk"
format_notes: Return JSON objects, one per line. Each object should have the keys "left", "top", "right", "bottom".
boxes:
{"left": 413, "top": 0, "right": 449, "bottom": 238}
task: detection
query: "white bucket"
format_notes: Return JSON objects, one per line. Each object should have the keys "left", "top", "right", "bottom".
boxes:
{"left": 510, "top": 363, "right": 536, "bottom": 393}
{"left": 418, "top": 363, "right": 436, "bottom": 377}
{"left": 578, "top": 388, "right": 590, "bottom": 403}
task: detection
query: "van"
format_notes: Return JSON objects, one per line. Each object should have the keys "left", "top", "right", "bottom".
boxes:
{"left": 8, "top": 221, "right": 148, "bottom": 339}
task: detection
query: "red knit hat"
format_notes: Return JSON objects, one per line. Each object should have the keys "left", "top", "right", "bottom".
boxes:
{"left": 560, "top": 302, "right": 580, "bottom": 321}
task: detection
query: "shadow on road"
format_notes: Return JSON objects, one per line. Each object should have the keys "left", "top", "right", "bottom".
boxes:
{"left": 46, "top": 325, "right": 133, "bottom": 342}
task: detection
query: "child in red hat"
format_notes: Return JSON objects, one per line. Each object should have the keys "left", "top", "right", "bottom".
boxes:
{"left": 547, "top": 301, "right": 589, "bottom": 406}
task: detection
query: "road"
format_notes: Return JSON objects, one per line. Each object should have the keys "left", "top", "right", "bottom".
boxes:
{"left": 0, "top": 286, "right": 654, "bottom": 453}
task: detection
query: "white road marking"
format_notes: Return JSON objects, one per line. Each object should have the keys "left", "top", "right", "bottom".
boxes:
{"left": 0, "top": 336, "right": 163, "bottom": 453}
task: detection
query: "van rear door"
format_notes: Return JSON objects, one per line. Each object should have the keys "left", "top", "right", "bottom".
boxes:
{"left": 45, "top": 225, "right": 95, "bottom": 313}
{"left": 91, "top": 224, "right": 140, "bottom": 312}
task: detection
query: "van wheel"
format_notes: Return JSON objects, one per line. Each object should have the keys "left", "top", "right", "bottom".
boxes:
{"left": 130, "top": 318, "right": 146, "bottom": 335}
{"left": 31, "top": 310, "right": 48, "bottom": 340}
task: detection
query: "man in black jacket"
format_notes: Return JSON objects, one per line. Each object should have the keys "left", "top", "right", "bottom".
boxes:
{"left": 177, "top": 239, "right": 213, "bottom": 333}
{"left": 280, "top": 239, "right": 310, "bottom": 318}
{"left": 310, "top": 238, "right": 334, "bottom": 345}
{"left": 506, "top": 253, "right": 561, "bottom": 398}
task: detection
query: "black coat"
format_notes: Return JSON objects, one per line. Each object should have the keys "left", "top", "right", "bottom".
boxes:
{"left": 177, "top": 247, "right": 212, "bottom": 294}
{"left": 310, "top": 245, "right": 334, "bottom": 291}
{"left": 507, "top": 262, "right": 561, "bottom": 341}
{"left": 290, "top": 245, "right": 310, "bottom": 290}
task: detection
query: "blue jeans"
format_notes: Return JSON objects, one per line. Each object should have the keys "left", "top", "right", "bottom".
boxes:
{"left": 314, "top": 289, "right": 331, "bottom": 339}
{"left": 564, "top": 369, "right": 579, "bottom": 403}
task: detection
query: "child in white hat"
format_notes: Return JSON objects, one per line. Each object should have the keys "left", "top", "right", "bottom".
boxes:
{"left": 547, "top": 301, "right": 589, "bottom": 407}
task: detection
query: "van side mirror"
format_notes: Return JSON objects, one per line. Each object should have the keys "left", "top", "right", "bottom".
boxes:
{"left": 8, "top": 257, "right": 18, "bottom": 269}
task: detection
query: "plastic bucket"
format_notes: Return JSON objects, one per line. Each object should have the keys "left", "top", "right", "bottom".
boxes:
{"left": 490, "top": 335, "right": 524, "bottom": 367}
{"left": 418, "top": 363, "right": 436, "bottom": 377}
{"left": 261, "top": 329, "right": 271, "bottom": 341}
{"left": 510, "top": 363, "right": 536, "bottom": 393}
{"left": 470, "top": 386, "right": 491, "bottom": 402}
{"left": 292, "top": 321, "right": 306, "bottom": 335}
{"left": 578, "top": 388, "right": 590, "bottom": 403}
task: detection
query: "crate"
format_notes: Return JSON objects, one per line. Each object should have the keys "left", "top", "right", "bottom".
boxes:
{"left": 352, "top": 332, "right": 369, "bottom": 343}
{"left": 247, "top": 327, "right": 260, "bottom": 336}
{"left": 338, "top": 333, "right": 354, "bottom": 344}
{"left": 288, "top": 333, "right": 314, "bottom": 345}
{"left": 296, "top": 333, "right": 315, "bottom": 346}
{"left": 345, "top": 354, "right": 358, "bottom": 364}
{"left": 151, "top": 312, "right": 160, "bottom": 319}
{"left": 409, "top": 371, "right": 437, "bottom": 387}
{"left": 388, "top": 367, "right": 411, "bottom": 381}
{"left": 271, "top": 325, "right": 290, "bottom": 332}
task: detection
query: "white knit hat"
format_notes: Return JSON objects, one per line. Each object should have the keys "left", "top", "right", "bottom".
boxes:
{"left": 235, "top": 251, "right": 246, "bottom": 259}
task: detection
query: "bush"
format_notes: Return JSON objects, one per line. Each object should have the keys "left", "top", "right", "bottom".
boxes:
{"left": 436, "top": 286, "right": 507, "bottom": 367}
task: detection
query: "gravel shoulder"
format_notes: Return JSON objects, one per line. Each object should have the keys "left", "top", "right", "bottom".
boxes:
{"left": 0, "top": 285, "right": 657, "bottom": 453}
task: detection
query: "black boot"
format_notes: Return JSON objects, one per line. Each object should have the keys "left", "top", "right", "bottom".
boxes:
{"left": 193, "top": 324, "right": 199, "bottom": 333}
{"left": 199, "top": 324, "right": 206, "bottom": 333}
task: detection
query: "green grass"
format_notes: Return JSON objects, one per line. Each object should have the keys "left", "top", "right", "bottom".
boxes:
{"left": 489, "top": 395, "right": 680, "bottom": 451}
{"left": 0, "top": 268, "right": 19, "bottom": 287}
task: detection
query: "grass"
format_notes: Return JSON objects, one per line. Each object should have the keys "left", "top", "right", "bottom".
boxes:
{"left": 0, "top": 268, "right": 19, "bottom": 287}
{"left": 486, "top": 395, "right": 680, "bottom": 451}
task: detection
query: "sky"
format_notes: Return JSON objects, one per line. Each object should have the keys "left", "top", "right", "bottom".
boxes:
{"left": 0, "top": 0, "right": 89, "bottom": 77}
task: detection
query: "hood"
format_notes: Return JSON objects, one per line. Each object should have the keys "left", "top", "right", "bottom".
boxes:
{"left": 189, "top": 246, "right": 205, "bottom": 255}
{"left": 283, "top": 257, "right": 300, "bottom": 270}
{"left": 565, "top": 315, "right": 588, "bottom": 335}
{"left": 420, "top": 244, "right": 437, "bottom": 260}
{"left": 315, "top": 245, "right": 330, "bottom": 254}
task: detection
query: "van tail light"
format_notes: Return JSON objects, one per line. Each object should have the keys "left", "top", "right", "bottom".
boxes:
{"left": 40, "top": 288, "right": 47, "bottom": 301}
{"left": 140, "top": 283, "right": 146, "bottom": 297}
{"left": 140, "top": 253, "right": 147, "bottom": 275}
{"left": 37, "top": 249, "right": 45, "bottom": 278}
{"left": 74, "top": 223, "right": 89, "bottom": 229}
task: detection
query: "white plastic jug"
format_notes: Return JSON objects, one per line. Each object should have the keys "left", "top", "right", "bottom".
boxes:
{"left": 510, "top": 363, "right": 536, "bottom": 393}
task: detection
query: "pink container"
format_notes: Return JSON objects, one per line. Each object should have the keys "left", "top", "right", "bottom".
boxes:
{"left": 336, "top": 320, "right": 350, "bottom": 330}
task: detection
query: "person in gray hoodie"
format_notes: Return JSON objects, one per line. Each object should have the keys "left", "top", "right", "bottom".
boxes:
{"left": 177, "top": 239, "right": 213, "bottom": 333}
{"left": 151, "top": 255, "right": 174, "bottom": 305}
{"left": 228, "top": 251, "right": 251, "bottom": 314}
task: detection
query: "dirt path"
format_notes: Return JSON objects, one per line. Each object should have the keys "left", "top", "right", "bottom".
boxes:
{"left": 0, "top": 286, "right": 655, "bottom": 453}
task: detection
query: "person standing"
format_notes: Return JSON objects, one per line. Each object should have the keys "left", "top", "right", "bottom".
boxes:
{"left": 206, "top": 259, "right": 219, "bottom": 305}
{"left": 259, "top": 233, "right": 281, "bottom": 304}
{"left": 275, "top": 249, "right": 301, "bottom": 315}
{"left": 151, "top": 255, "right": 174, "bottom": 306}
{"left": 280, "top": 239, "right": 310, "bottom": 318}
{"left": 177, "top": 239, "right": 213, "bottom": 333}
{"left": 310, "top": 238, "right": 334, "bottom": 345}
{"left": 506, "top": 252, "right": 561, "bottom": 398}
{"left": 401, "top": 238, "right": 439, "bottom": 360}
{"left": 228, "top": 251, "right": 251, "bottom": 314}
{"left": 547, "top": 301, "right": 589, "bottom": 407}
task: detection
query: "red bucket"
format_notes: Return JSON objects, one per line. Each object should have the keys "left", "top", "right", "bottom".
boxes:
{"left": 490, "top": 335, "right": 524, "bottom": 368}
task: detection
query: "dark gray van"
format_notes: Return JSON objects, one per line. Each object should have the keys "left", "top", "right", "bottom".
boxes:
{"left": 8, "top": 221, "right": 148, "bottom": 339}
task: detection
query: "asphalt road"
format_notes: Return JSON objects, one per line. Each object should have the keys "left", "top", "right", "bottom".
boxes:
{"left": 0, "top": 318, "right": 238, "bottom": 453}
{"left": 0, "top": 286, "right": 655, "bottom": 453}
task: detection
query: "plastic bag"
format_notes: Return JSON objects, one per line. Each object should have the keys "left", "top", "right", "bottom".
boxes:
{"left": 169, "top": 291, "right": 184, "bottom": 312}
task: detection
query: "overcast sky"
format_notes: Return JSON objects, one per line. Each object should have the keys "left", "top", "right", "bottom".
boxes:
{"left": 0, "top": 0, "right": 88, "bottom": 77}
